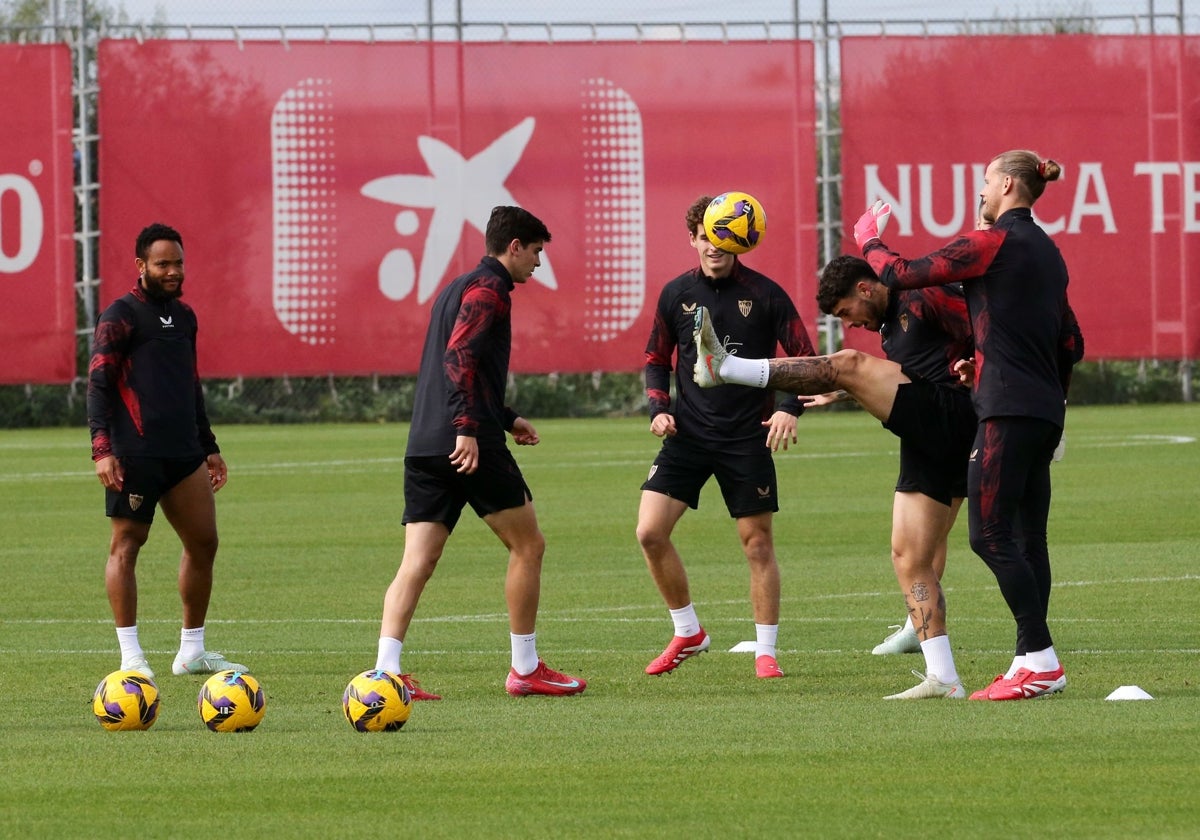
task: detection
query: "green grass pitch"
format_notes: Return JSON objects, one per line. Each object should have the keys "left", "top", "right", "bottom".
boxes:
{"left": 1, "top": 404, "right": 1197, "bottom": 837}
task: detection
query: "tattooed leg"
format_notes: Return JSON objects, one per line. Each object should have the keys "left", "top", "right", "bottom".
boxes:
{"left": 891, "top": 491, "right": 959, "bottom": 641}
{"left": 904, "top": 580, "right": 947, "bottom": 641}
{"left": 767, "top": 356, "right": 840, "bottom": 393}
{"left": 766, "top": 349, "right": 909, "bottom": 423}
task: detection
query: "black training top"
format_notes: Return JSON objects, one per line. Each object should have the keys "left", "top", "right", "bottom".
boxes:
{"left": 87, "top": 284, "right": 218, "bottom": 461}
{"left": 406, "top": 256, "right": 520, "bottom": 458}
{"left": 644, "top": 261, "right": 814, "bottom": 452}
{"left": 881, "top": 284, "right": 973, "bottom": 388}
{"left": 866, "top": 207, "right": 1084, "bottom": 425}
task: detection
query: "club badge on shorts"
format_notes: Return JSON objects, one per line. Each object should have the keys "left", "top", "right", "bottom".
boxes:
{"left": 128, "top": 494, "right": 143, "bottom": 511}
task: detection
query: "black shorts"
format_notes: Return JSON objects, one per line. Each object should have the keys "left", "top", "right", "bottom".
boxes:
{"left": 105, "top": 455, "right": 206, "bottom": 524}
{"left": 402, "top": 449, "right": 532, "bottom": 533}
{"left": 641, "top": 434, "right": 778, "bottom": 517}
{"left": 883, "top": 380, "right": 976, "bottom": 506}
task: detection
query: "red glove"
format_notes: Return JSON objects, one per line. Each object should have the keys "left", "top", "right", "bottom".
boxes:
{"left": 853, "top": 200, "right": 892, "bottom": 250}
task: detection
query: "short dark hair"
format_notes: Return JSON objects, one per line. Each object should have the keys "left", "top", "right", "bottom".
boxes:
{"left": 816, "top": 255, "right": 877, "bottom": 314}
{"left": 136, "top": 223, "right": 183, "bottom": 259}
{"left": 485, "top": 206, "right": 551, "bottom": 255}
{"left": 686, "top": 196, "right": 714, "bottom": 235}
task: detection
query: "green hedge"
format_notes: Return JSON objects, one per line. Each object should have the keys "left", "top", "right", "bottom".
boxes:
{"left": 2, "top": 361, "right": 1194, "bottom": 429}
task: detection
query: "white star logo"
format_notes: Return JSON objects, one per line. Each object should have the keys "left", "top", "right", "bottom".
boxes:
{"left": 361, "top": 117, "right": 557, "bottom": 303}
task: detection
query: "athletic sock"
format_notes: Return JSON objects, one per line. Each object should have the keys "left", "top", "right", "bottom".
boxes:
{"left": 376, "top": 636, "right": 403, "bottom": 674}
{"left": 754, "top": 623, "right": 778, "bottom": 659}
{"left": 669, "top": 604, "right": 701, "bottom": 638}
{"left": 920, "top": 634, "right": 959, "bottom": 684}
{"left": 510, "top": 632, "right": 539, "bottom": 676}
{"left": 1025, "top": 645, "right": 1060, "bottom": 673}
{"left": 718, "top": 355, "right": 770, "bottom": 389}
{"left": 1004, "top": 655, "right": 1028, "bottom": 679}
{"left": 178, "top": 626, "right": 205, "bottom": 660}
{"left": 116, "top": 625, "right": 143, "bottom": 664}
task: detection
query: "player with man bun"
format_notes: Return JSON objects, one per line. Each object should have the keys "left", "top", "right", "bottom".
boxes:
{"left": 696, "top": 152, "right": 1083, "bottom": 701}
{"left": 854, "top": 149, "right": 1085, "bottom": 700}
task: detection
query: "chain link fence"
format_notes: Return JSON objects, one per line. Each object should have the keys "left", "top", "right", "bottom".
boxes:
{"left": 1, "top": 1, "right": 1196, "bottom": 426}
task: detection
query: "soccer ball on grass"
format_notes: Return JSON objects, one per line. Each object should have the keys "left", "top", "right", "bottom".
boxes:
{"left": 703, "top": 191, "right": 766, "bottom": 254}
{"left": 342, "top": 669, "right": 412, "bottom": 732}
{"left": 197, "top": 669, "right": 266, "bottom": 732}
{"left": 93, "top": 670, "right": 160, "bottom": 731}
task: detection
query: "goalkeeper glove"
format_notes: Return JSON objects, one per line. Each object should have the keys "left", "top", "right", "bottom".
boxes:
{"left": 853, "top": 199, "right": 892, "bottom": 250}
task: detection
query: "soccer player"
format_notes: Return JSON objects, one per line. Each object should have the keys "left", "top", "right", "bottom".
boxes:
{"left": 88, "top": 222, "right": 246, "bottom": 679}
{"left": 852, "top": 150, "right": 1084, "bottom": 700}
{"left": 870, "top": 201, "right": 994, "bottom": 657}
{"left": 638, "top": 195, "right": 814, "bottom": 680}
{"left": 373, "top": 205, "right": 585, "bottom": 699}
{"left": 694, "top": 251, "right": 976, "bottom": 699}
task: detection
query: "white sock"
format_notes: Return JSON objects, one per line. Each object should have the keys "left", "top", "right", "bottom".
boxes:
{"left": 920, "top": 635, "right": 959, "bottom": 684}
{"left": 717, "top": 355, "right": 770, "bottom": 389}
{"left": 1004, "top": 655, "right": 1028, "bottom": 679}
{"left": 1024, "top": 645, "right": 1060, "bottom": 673}
{"left": 376, "top": 636, "right": 403, "bottom": 674}
{"left": 669, "top": 604, "right": 701, "bottom": 638}
{"left": 116, "top": 625, "right": 143, "bottom": 664}
{"left": 178, "top": 626, "right": 205, "bottom": 660}
{"left": 511, "top": 632, "right": 539, "bottom": 676}
{"left": 755, "top": 624, "right": 778, "bottom": 659}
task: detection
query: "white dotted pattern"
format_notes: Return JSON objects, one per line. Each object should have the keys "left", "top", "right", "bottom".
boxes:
{"left": 582, "top": 78, "right": 645, "bottom": 342}
{"left": 271, "top": 78, "right": 337, "bottom": 345}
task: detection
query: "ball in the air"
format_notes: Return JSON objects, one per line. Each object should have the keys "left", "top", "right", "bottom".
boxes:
{"left": 703, "top": 191, "right": 766, "bottom": 254}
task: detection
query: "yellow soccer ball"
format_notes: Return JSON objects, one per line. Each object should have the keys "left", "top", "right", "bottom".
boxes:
{"left": 93, "top": 670, "right": 160, "bottom": 731}
{"left": 703, "top": 191, "right": 766, "bottom": 254}
{"left": 342, "top": 669, "right": 412, "bottom": 732}
{"left": 197, "top": 670, "right": 266, "bottom": 732}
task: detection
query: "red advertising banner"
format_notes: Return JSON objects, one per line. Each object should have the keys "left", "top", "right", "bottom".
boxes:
{"left": 98, "top": 41, "right": 816, "bottom": 376}
{"left": 840, "top": 35, "right": 1200, "bottom": 361}
{"left": 0, "top": 45, "right": 76, "bottom": 384}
